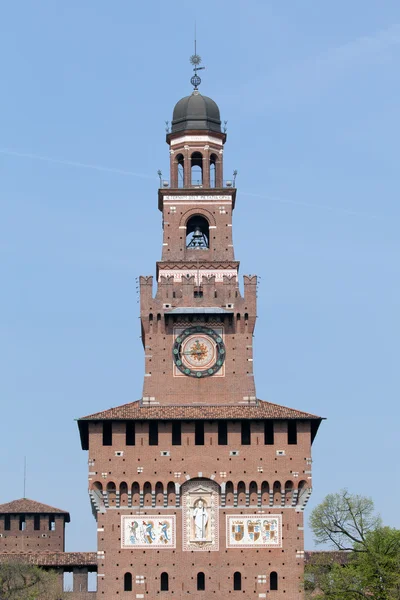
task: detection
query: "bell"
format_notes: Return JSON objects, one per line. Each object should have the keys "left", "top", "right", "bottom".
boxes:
{"left": 192, "top": 226, "right": 203, "bottom": 239}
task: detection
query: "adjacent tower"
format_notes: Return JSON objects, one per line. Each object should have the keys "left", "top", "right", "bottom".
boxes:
{"left": 78, "top": 58, "right": 322, "bottom": 599}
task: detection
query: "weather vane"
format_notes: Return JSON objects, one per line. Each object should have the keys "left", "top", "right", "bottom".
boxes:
{"left": 190, "top": 25, "right": 205, "bottom": 90}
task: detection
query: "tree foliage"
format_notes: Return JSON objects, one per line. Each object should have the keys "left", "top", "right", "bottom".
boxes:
{"left": 307, "top": 490, "right": 400, "bottom": 600}
{"left": 0, "top": 560, "right": 65, "bottom": 600}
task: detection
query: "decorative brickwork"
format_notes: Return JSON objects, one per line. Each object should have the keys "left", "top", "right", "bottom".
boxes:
{"left": 76, "top": 87, "right": 323, "bottom": 598}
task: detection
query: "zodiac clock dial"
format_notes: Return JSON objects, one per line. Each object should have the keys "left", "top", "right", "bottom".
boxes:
{"left": 173, "top": 326, "right": 225, "bottom": 378}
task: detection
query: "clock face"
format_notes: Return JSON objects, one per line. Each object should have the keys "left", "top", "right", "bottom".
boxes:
{"left": 173, "top": 326, "right": 225, "bottom": 378}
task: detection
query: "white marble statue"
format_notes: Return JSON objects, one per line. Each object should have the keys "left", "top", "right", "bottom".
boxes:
{"left": 193, "top": 499, "right": 208, "bottom": 539}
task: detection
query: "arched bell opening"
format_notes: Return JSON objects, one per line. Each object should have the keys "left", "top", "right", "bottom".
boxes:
{"left": 176, "top": 153, "right": 184, "bottom": 189}
{"left": 191, "top": 152, "right": 203, "bottom": 186}
{"left": 210, "top": 153, "right": 219, "bottom": 188}
{"left": 186, "top": 215, "right": 209, "bottom": 250}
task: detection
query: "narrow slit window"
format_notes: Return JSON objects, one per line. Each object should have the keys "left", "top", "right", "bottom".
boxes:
{"left": 172, "top": 421, "right": 181, "bottom": 445}
{"left": 288, "top": 420, "right": 297, "bottom": 444}
{"left": 126, "top": 421, "right": 135, "bottom": 446}
{"left": 160, "top": 572, "right": 169, "bottom": 591}
{"left": 102, "top": 422, "right": 112, "bottom": 446}
{"left": 49, "top": 516, "right": 56, "bottom": 531}
{"left": 124, "top": 572, "right": 132, "bottom": 591}
{"left": 233, "top": 571, "right": 242, "bottom": 591}
{"left": 218, "top": 421, "right": 228, "bottom": 445}
{"left": 34, "top": 515, "right": 40, "bottom": 530}
{"left": 197, "top": 572, "right": 205, "bottom": 591}
{"left": 149, "top": 421, "right": 159, "bottom": 446}
{"left": 264, "top": 421, "right": 274, "bottom": 445}
{"left": 19, "top": 515, "right": 26, "bottom": 531}
{"left": 241, "top": 421, "right": 251, "bottom": 445}
{"left": 195, "top": 421, "right": 204, "bottom": 445}
{"left": 270, "top": 571, "right": 278, "bottom": 591}
{"left": 4, "top": 515, "right": 10, "bottom": 531}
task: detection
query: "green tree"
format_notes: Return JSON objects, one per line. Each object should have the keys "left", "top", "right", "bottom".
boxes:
{"left": 306, "top": 490, "right": 400, "bottom": 600}
{"left": 0, "top": 560, "right": 65, "bottom": 600}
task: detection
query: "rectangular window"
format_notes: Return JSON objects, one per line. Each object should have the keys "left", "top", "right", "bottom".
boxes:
{"left": 4, "top": 515, "right": 10, "bottom": 531}
{"left": 172, "top": 421, "right": 181, "bottom": 446}
{"left": 102, "top": 422, "right": 112, "bottom": 446}
{"left": 34, "top": 515, "right": 40, "bottom": 530}
{"left": 49, "top": 516, "right": 56, "bottom": 531}
{"left": 195, "top": 421, "right": 204, "bottom": 445}
{"left": 241, "top": 421, "right": 251, "bottom": 445}
{"left": 19, "top": 515, "right": 26, "bottom": 531}
{"left": 149, "top": 421, "right": 159, "bottom": 446}
{"left": 264, "top": 420, "right": 274, "bottom": 445}
{"left": 218, "top": 421, "right": 228, "bottom": 445}
{"left": 288, "top": 421, "right": 297, "bottom": 445}
{"left": 126, "top": 422, "right": 135, "bottom": 446}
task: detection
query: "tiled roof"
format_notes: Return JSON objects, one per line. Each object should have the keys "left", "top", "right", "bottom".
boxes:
{"left": 304, "top": 551, "right": 351, "bottom": 565}
{"left": 0, "top": 552, "right": 97, "bottom": 568}
{"left": 79, "top": 399, "right": 322, "bottom": 421}
{"left": 0, "top": 498, "right": 70, "bottom": 521}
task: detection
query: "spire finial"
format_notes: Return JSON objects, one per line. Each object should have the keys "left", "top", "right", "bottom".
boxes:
{"left": 190, "top": 22, "right": 205, "bottom": 91}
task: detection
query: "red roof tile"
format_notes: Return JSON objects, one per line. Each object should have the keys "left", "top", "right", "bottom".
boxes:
{"left": 304, "top": 551, "right": 352, "bottom": 565}
{"left": 0, "top": 552, "right": 97, "bottom": 568}
{"left": 79, "top": 399, "right": 322, "bottom": 421}
{"left": 0, "top": 498, "right": 70, "bottom": 521}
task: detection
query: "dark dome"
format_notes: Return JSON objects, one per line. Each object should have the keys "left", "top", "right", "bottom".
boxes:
{"left": 171, "top": 90, "right": 221, "bottom": 134}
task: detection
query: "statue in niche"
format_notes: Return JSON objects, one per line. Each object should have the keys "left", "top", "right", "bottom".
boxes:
{"left": 193, "top": 498, "right": 209, "bottom": 540}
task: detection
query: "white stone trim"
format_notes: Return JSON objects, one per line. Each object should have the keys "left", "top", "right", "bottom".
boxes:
{"left": 170, "top": 135, "right": 223, "bottom": 146}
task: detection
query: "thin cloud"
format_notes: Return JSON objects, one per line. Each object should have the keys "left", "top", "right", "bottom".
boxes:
{"left": 241, "top": 191, "right": 383, "bottom": 221}
{"left": 224, "top": 23, "right": 400, "bottom": 113}
{"left": 0, "top": 148, "right": 156, "bottom": 180}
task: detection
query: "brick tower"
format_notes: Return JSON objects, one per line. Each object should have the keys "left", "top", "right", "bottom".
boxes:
{"left": 0, "top": 498, "right": 69, "bottom": 553}
{"left": 78, "top": 65, "right": 322, "bottom": 598}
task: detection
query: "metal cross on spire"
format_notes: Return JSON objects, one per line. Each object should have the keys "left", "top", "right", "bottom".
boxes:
{"left": 190, "top": 24, "right": 205, "bottom": 90}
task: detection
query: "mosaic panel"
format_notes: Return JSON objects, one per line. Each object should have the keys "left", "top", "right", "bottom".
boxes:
{"left": 121, "top": 516, "right": 176, "bottom": 549}
{"left": 226, "top": 515, "right": 282, "bottom": 548}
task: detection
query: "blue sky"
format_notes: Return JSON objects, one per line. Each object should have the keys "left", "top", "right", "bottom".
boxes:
{"left": 1, "top": 1, "right": 399, "bottom": 552}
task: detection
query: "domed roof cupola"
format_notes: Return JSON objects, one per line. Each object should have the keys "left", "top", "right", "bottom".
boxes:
{"left": 171, "top": 90, "right": 221, "bottom": 134}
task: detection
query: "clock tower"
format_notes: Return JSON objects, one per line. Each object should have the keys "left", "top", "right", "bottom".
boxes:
{"left": 78, "top": 59, "right": 322, "bottom": 599}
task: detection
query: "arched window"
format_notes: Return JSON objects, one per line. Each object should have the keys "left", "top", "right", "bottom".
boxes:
{"left": 107, "top": 482, "right": 116, "bottom": 506}
{"left": 225, "top": 481, "right": 234, "bottom": 505}
{"left": 261, "top": 481, "right": 270, "bottom": 505}
{"left": 249, "top": 481, "right": 258, "bottom": 505}
{"left": 186, "top": 215, "right": 209, "bottom": 249}
{"left": 131, "top": 482, "right": 140, "bottom": 505}
{"left": 191, "top": 152, "right": 203, "bottom": 186}
{"left": 197, "top": 572, "right": 205, "bottom": 591}
{"left": 233, "top": 571, "right": 242, "bottom": 591}
{"left": 285, "top": 480, "right": 293, "bottom": 505}
{"left": 124, "top": 572, "right": 132, "bottom": 591}
{"left": 143, "top": 481, "right": 152, "bottom": 505}
{"left": 237, "top": 481, "right": 246, "bottom": 505}
{"left": 176, "top": 153, "right": 184, "bottom": 188}
{"left": 273, "top": 481, "right": 281, "bottom": 505}
{"left": 298, "top": 480, "right": 308, "bottom": 505}
{"left": 155, "top": 481, "right": 164, "bottom": 505}
{"left": 210, "top": 154, "right": 218, "bottom": 187}
{"left": 120, "top": 482, "right": 128, "bottom": 506}
{"left": 270, "top": 571, "right": 278, "bottom": 591}
{"left": 167, "top": 481, "right": 176, "bottom": 505}
{"left": 160, "top": 572, "right": 169, "bottom": 591}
